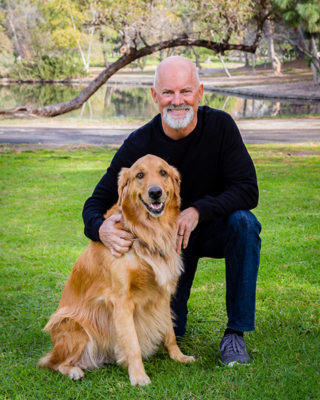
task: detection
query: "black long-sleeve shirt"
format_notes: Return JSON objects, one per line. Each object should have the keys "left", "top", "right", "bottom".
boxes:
{"left": 83, "top": 106, "right": 259, "bottom": 241}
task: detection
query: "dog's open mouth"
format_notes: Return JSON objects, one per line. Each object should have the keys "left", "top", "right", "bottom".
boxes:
{"left": 139, "top": 195, "right": 165, "bottom": 216}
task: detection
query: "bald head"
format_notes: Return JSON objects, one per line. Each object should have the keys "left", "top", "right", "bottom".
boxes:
{"left": 153, "top": 56, "right": 200, "bottom": 90}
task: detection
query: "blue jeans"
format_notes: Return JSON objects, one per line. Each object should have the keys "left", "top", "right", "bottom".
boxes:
{"left": 171, "top": 210, "right": 262, "bottom": 336}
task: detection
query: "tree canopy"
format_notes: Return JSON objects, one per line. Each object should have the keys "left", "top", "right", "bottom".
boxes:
{"left": 271, "top": 0, "right": 320, "bottom": 82}
{"left": 272, "top": 0, "right": 320, "bottom": 34}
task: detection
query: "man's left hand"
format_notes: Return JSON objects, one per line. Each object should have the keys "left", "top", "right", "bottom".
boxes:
{"left": 176, "top": 207, "right": 199, "bottom": 253}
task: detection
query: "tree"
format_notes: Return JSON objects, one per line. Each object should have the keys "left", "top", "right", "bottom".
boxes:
{"left": 0, "top": 0, "right": 89, "bottom": 79}
{"left": 0, "top": 10, "right": 12, "bottom": 55}
{"left": 2, "top": 0, "right": 41, "bottom": 60}
{"left": 265, "top": 17, "right": 281, "bottom": 75}
{"left": 271, "top": 0, "right": 320, "bottom": 82}
{"left": 0, "top": 0, "right": 271, "bottom": 118}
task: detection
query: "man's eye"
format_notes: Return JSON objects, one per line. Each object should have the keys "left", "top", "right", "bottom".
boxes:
{"left": 160, "top": 169, "right": 167, "bottom": 177}
{"left": 136, "top": 172, "right": 144, "bottom": 179}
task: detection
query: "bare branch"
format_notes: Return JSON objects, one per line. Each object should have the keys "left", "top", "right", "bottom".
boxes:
{"left": 139, "top": 32, "right": 149, "bottom": 47}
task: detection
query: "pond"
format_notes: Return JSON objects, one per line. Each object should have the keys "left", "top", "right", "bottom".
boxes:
{"left": 0, "top": 83, "right": 319, "bottom": 120}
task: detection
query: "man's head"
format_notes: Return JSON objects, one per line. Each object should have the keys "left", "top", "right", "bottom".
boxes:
{"left": 151, "top": 56, "right": 204, "bottom": 139}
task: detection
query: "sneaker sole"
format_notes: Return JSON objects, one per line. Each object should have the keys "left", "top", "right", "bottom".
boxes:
{"left": 227, "top": 361, "right": 250, "bottom": 367}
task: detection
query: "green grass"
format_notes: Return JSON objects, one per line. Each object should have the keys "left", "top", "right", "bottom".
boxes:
{"left": 0, "top": 144, "right": 319, "bottom": 400}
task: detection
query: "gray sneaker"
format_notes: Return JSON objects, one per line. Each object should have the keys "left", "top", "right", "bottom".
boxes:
{"left": 220, "top": 333, "right": 250, "bottom": 365}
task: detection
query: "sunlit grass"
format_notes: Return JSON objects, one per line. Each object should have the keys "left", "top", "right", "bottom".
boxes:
{"left": 0, "top": 144, "right": 319, "bottom": 399}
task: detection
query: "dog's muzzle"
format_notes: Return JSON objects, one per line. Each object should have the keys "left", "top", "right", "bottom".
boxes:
{"left": 139, "top": 186, "right": 165, "bottom": 216}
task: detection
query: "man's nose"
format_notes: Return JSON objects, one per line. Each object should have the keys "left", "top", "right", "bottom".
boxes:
{"left": 171, "top": 92, "right": 183, "bottom": 105}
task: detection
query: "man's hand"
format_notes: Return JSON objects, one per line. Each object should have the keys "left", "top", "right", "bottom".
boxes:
{"left": 176, "top": 207, "right": 199, "bottom": 254}
{"left": 99, "top": 213, "right": 134, "bottom": 258}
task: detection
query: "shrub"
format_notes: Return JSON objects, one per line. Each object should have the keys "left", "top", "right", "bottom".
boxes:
{"left": 10, "top": 54, "right": 86, "bottom": 81}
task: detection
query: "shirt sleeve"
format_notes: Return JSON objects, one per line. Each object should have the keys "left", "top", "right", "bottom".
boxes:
{"left": 192, "top": 114, "right": 259, "bottom": 222}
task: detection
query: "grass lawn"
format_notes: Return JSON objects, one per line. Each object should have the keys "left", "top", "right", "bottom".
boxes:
{"left": 0, "top": 143, "right": 319, "bottom": 400}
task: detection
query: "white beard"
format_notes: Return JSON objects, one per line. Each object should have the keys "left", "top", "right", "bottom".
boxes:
{"left": 163, "top": 105, "right": 194, "bottom": 129}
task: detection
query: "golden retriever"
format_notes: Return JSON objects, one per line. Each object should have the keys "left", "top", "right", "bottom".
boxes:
{"left": 38, "top": 154, "right": 194, "bottom": 386}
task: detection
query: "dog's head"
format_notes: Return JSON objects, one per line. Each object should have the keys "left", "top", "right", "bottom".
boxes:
{"left": 118, "top": 154, "right": 180, "bottom": 220}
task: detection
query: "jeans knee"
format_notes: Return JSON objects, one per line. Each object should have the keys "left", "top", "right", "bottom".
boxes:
{"left": 227, "top": 210, "right": 261, "bottom": 237}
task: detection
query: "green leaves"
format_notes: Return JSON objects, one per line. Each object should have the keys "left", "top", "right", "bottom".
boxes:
{"left": 11, "top": 54, "right": 85, "bottom": 80}
{"left": 272, "top": 0, "right": 320, "bottom": 33}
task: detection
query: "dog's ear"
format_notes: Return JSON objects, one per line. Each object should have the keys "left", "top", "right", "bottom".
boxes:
{"left": 117, "top": 167, "right": 129, "bottom": 200}
{"left": 170, "top": 165, "right": 181, "bottom": 206}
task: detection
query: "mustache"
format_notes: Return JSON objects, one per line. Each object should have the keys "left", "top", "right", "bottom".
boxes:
{"left": 165, "top": 104, "right": 192, "bottom": 111}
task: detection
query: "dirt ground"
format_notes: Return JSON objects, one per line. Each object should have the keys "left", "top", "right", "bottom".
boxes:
{"left": 232, "top": 81, "right": 319, "bottom": 98}
{"left": 200, "top": 60, "right": 319, "bottom": 99}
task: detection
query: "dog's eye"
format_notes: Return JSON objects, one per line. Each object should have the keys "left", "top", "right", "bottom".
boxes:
{"left": 136, "top": 172, "right": 144, "bottom": 179}
{"left": 160, "top": 169, "right": 167, "bottom": 177}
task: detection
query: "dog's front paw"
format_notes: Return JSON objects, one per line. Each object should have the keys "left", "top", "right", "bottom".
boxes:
{"left": 168, "top": 346, "right": 196, "bottom": 363}
{"left": 177, "top": 354, "right": 195, "bottom": 363}
{"left": 180, "top": 354, "right": 196, "bottom": 363}
{"left": 58, "top": 366, "right": 84, "bottom": 381}
{"left": 129, "top": 372, "right": 151, "bottom": 386}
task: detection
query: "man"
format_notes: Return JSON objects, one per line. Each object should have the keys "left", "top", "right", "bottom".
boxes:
{"left": 83, "top": 56, "right": 261, "bottom": 366}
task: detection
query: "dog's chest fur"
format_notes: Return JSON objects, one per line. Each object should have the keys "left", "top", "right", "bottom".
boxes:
{"left": 129, "top": 239, "right": 182, "bottom": 294}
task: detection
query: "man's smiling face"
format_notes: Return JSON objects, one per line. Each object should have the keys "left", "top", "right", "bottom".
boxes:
{"left": 151, "top": 57, "right": 203, "bottom": 138}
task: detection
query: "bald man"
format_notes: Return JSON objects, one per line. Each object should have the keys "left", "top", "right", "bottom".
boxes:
{"left": 83, "top": 56, "right": 261, "bottom": 366}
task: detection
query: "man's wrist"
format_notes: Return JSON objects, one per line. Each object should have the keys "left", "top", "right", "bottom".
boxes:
{"left": 191, "top": 206, "right": 200, "bottom": 220}
{"left": 97, "top": 218, "right": 106, "bottom": 242}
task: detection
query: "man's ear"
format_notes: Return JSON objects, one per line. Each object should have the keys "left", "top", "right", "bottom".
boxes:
{"left": 151, "top": 87, "right": 158, "bottom": 104}
{"left": 198, "top": 83, "right": 204, "bottom": 103}
{"left": 117, "top": 167, "right": 129, "bottom": 199}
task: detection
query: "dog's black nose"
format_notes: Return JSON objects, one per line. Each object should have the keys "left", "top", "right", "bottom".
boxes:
{"left": 148, "top": 186, "right": 162, "bottom": 200}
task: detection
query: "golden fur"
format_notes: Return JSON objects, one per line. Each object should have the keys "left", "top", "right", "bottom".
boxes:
{"left": 38, "top": 154, "right": 194, "bottom": 386}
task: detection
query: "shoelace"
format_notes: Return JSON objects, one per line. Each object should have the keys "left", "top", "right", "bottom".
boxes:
{"left": 220, "top": 334, "right": 244, "bottom": 354}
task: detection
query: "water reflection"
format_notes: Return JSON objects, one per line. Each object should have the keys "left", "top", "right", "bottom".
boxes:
{"left": 0, "top": 84, "right": 319, "bottom": 120}
{"left": 232, "top": 98, "right": 319, "bottom": 118}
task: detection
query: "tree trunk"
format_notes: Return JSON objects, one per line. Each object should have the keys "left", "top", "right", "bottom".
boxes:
{"left": 297, "top": 26, "right": 308, "bottom": 56}
{"left": 71, "top": 14, "right": 90, "bottom": 72}
{"left": 86, "top": 27, "right": 95, "bottom": 70}
{"left": 191, "top": 47, "right": 202, "bottom": 70}
{"left": 266, "top": 18, "right": 275, "bottom": 69}
{"left": 310, "top": 35, "right": 320, "bottom": 83}
{"left": 7, "top": 11, "right": 31, "bottom": 60}
{"left": 99, "top": 30, "right": 109, "bottom": 68}
{"left": 244, "top": 52, "right": 249, "bottom": 67}
{"left": 265, "top": 18, "right": 281, "bottom": 75}
{"left": 218, "top": 53, "right": 231, "bottom": 78}
{"left": 251, "top": 54, "right": 256, "bottom": 72}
